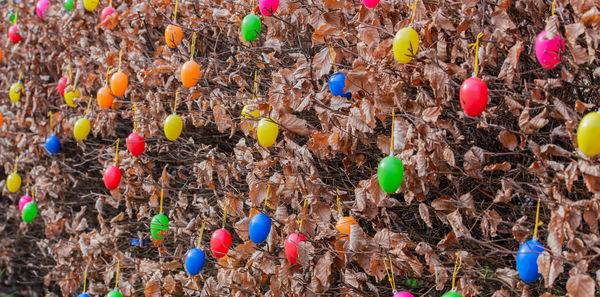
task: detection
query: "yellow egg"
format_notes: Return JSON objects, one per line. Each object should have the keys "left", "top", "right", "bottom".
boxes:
{"left": 257, "top": 117, "right": 279, "bottom": 147}
{"left": 7, "top": 172, "right": 21, "bottom": 193}
{"left": 577, "top": 112, "right": 600, "bottom": 157}
{"left": 83, "top": 0, "right": 99, "bottom": 11}
{"left": 392, "top": 27, "right": 419, "bottom": 64}
{"left": 241, "top": 105, "right": 260, "bottom": 118}
{"left": 73, "top": 117, "right": 91, "bottom": 140}
{"left": 64, "top": 87, "right": 80, "bottom": 108}
{"left": 164, "top": 114, "right": 183, "bottom": 141}
{"left": 9, "top": 82, "right": 23, "bottom": 103}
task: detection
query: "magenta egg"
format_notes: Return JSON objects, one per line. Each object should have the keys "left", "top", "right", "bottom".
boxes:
{"left": 100, "top": 6, "right": 116, "bottom": 26}
{"left": 19, "top": 195, "right": 33, "bottom": 212}
{"left": 259, "top": 0, "right": 279, "bottom": 16}
{"left": 535, "top": 30, "right": 564, "bottom": 70}
{"left": 36, "top": 0, "right": 50, "bottom": 19}
{"left": 361, "top": 0, "right": 380, "bottom": 8}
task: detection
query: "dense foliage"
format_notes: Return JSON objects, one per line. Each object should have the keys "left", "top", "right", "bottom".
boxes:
{"left": 1, "top": 0, "right": 599, "bottom": 296}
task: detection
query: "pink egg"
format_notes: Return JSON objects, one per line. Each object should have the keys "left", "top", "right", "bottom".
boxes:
{"left": 393, "top": 292, "right": 415, "bottom": 297}
{"left": 36, "top": 0, "right": 50, "bottom": 19}
{"left": 259, "top": 0, "right": 279, "bottom": 16}
{"left": 19, "top": 195, "right": 32, "bottom": 212}
{"left": 101, "top": 6, "right": 117, "bottom": 26}
{"left": 362, "top": 0, "right": 380, "bottom": 8}
{"left": 534, "top": 30, "right": 564, "bottom": 70}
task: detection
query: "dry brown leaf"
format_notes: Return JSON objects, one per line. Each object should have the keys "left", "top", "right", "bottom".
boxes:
{"left": 566, "top": 273, "right": 595, "bottom": 297}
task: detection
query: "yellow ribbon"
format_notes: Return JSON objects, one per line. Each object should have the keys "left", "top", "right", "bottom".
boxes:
{"left": 298, "top": 196, "right": 308, "bottom": 233}
{"left": 390, "top": 109, "right": 395, "bottom": 155}
{"left": 68, "top": 58, "right": 73, "bottom": 82}
{"left": 468, "top": 33, "right": 484, "bottom": 77}
{"left": 533, "top": 197, "right": 543, "bottom": 239}
{"left": 31, "top": 187, "right": 35, "bottom": 201}
{"left": 48, "top": 112, "right": 53, "bottom": 132}
{"left": 85, "top": 97, "right": 92, "bottom": 116}
{"left": 83, "top": 262, "right": 89, "bottom": 293}
{"left": 451, "top": 252, "right": 462, "bottom": 290}
{"left": 14, "top": 8, "right": 18, "bottom": 24}
{"left": 328, "top": 42, "right": 337, "bottom": 72}
{"left": 263, "top": 184, "right": 271, "bottom": 210}
{"left": 551, "top": 0, "right": 556, "bottom": 16}
{"left": 118, "top": 50, "right": 123, "bottom": 72}
{"left": 26, "top": 182, "right": 29, "bottom": 195}
{"left": 336, "top": 188, "right": 342, "bottom": 218}
{"left": 159, "top": 187, "right": 164, "bottom": 214}
{"left": 114, "top": 138, "right": 120, "bottom": 165}
{"left": 133, "top": 103, "right": 138, "bottom": 131}
{"left": 105, "top": 67, "right": 111, "bottom": 85}
{"left": 174, "top": 0, "right": 178, "bottom": 22}
{"left": 114, "top": 259, "right": 120, "bottom": 289}
{"left": 382, "top": 256, "right": 396, "bottom": 292}
{"left": 252, "top": 70, "right": 258, "bottom": 101}
{"left": 222, "top": 199, "right": 228, "bottom": 228}
{"left": 174, "top": 91, "right": 179, "bottom": 113}
{"left": 14, "top": 156, "right": 18, "bottom": 173}
{"left": 190, "top": 32, "right": 197, "bottom": 60}
{"left": 196, "top": 220, "right": 205, "bottom": 248}
{"left": 251, "top": 0, "right": 255, "bottom": 12}
{"left": 409, "top": 0, "right": 418, "bottom": 26}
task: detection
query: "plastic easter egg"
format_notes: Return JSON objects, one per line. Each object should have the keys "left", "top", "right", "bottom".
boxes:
{"left": 249, "top": 212, "right": 271, "bottom": 244}
{"left": 393, "top": 292, "right": 415, "bottom": 297}
{"left": 77, "top": 294, "right": 90, "bottom": 297}
{"left": 164, "top": 114, "right": 183, "bottom": 141}
{"left": 97, "top": 86, "right": 114, "bottom": 109}
{"left": 106, "top": 290, "right": 123, "bottom": 297}
{"left": 335, "top": 216, "right": 358, "bottom": 235}
{"left": 19, "top": 194, "right": 32, "bottom": 212}
{"left": 377, "top": 155, "right": 404, "bottom": 193}
{"left": 241, "top": 14, "right": 261, "bottom": 42}
{"left": 83, "top": 0, "right": 99, "bottom": 11}
{"left": 459, "top": 77, "right": 488, "bottom": 117}
{"left": 181, "top": 60, "right": 201, "bottom": 88}
{"left": 9, "top": 82, "right": 23, "bottom": 103}
{"left": 36, "top": 0, "right": 50, "bottom": 19}
{"left": 441, "top": 292, "right": 462, "bottom": 297}
{"left": 126, "top": 131, "right": 145, "bottom": 157}
{"left": 8, "top": 12, "right": 15, "bottom": 23}
{"left": 259, "top": 0, "right": 279, "bottom": 16}
{"left": 8, "top": 25, "right": 22, "bottom": 44}
{"left": 7, "top": 172, "right": 21, "bottom": 193}
{"left": 393, "top": 27, "right": 419, "bottom": 64}
{"left": 164, "top": 24, "right": 183, "bottom": 48}
{"left": 74, "top": 118, "right": 91, "bottom": 140}
{"left": 241, "top": 105, "right": 260, "bottom": 118}
{"left": 535, "top": 30, "right": 564, "bottom": 70}
{"left": 210, "top": 228, "right": 232, "bottom": 258}
{"left": 516, "top": 239, "right": 544, "bottom": 283}
{"left": 0, "top": 48, "right": 2, "bottom": 63}
{"left": 329, "top": 73, "right": 352, "bottom": 99}
{"left": 257, "top": 117, "right": 279, "bottom": 147}
{"left": 362, "top": 0, "right": 380, "bottom": 8}
{"left": 45, "top": 135, "right": 61, "bottom": 156}
{"left": 100, "top": 6, "right": 116, "bottom": 26}
{"left": 0, "top": 112, "right": 3, "bottom": 128}
{"left": 22, "top": 202, "right": 38, "bottom": 223}
{"left": 64, "top": 87, "right": 80, "bottom": 108}
{"left": 150, "top": 213, "right": 169, "bottom": 240}
{"left": 577, "top": 112, "right": 600, "bottom": 157}
{"left": 57, "top": 77, "right": 68, "bottom": 98}
{"left": 110, "top": 71, "right": 128, "bottom": 97}
{"left": 185, "top": 248, "right": 206, "bottom": 275}
{"left": 285, "top": 232, "right": 307, "bottom": 264}
{"left": 64, "top": 0, "right": 75, "bottom": 11}
{"left": 103, "top": 165, "right": 121, "bottom": 190}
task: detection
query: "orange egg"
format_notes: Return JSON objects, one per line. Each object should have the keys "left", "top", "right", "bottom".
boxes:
{"left": 97, "top": 86, "right": 114, "bottom": 109}
{"left": 181, "top": 60, "right": 200, "bottom": 88}
{"left": 0, "top": 49, "right": 2, "bottom": 64}
{"left": 0, "top": 112, "right": 3, "bottom": 128}
{"left": 335, "top": 216, "right": 358, "bottom": 235}
{"left": 110, "top": 71, "right": 128, "bottom": 97}
{"left": 165, "top": 24, "right": 183, "bottom": 48}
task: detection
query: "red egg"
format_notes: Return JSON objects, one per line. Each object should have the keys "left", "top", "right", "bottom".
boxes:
{"left": 100, "top": 6, "right": 116, "bottom": 26}
{"left": 103, "top": 165, "right": 121, "bottom": 190}
{"left": 284, "top": 233, "right": 307, "bottom": 264}
{"left": 57, "top": 76, "right": 68, "bottom": 98}
{"left": 126, "top": 131, "right": 145, "bottom": 157}
{"left": 8, "top": 25, "right": 22, "bottom": 44}
{"left": 210, "top": 228, "right": 231, "bottom": 258}
{"left": 459, "top": 77, "right": 488, "bottom": 117}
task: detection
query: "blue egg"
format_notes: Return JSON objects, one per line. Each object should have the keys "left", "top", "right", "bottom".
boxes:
{"left": 516, "top": 239, "right": 545, "bottom": 283}
{"left": 185, "top": 248, "right": 205, "bottom": 275}
{"left": 249, "top": 212, "right": 271, "bottom": 244}
{"left": 45, "top": 135, "right": 61, "bottom": 156}
{"left": 77, "top": 294, "right": 90, "bottom": 297}
{"left": 328, "top": 72, "right": 352, "bottom": 99}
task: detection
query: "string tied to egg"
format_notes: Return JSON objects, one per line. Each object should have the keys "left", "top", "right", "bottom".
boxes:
{"left": 468, "top": 32, "right": 484, "bottom": 78}
{"left": 408, "top": 0, "right": 418, "bottom": 28}
{"left": 383, "top": 255, "right": 396, "bottom": 294}
{"left": 451, "top": 252, "right": 462, "bottom": 291}
{"left": 328, "top": 41, "right": 337, "bottom": 72}
{"left": 533, "top": 197, "right": 543, "bottom": 240}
